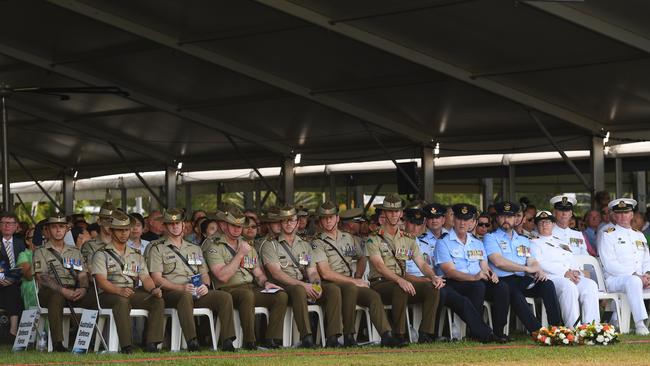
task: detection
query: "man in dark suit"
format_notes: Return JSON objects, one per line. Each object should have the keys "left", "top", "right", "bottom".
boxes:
{"left": 0, "top": 212, "right": 26, "bottom": 340}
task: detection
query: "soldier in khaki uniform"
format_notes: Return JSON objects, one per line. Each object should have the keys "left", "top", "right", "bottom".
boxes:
{"left": 204, "top": 207, "right": 288, "bottom": 350}
{"left": 147, "top": 208, "right": 236, "bottom": 352}
{"left": 33, "top": 214, "right": 96, "bottom": 352}
{"left": 81, "top": 201, "right": 115, "bottom": 270}
{"left": 366, "top": 193, "right": 445, "bottom": 344}
{"left": 339, "top": 208, "right": 368, "bottom": 277}
{"left": 255, "top": 206, "right": 282, "bottom": 253}
{"left": 92, "top": 211, "right": 165, "bottom": 354}
{"left": 261, "top": 206, "right": 343, "bottom": 348}
{"left": 312, "top": 202, "right": 402, "bottom": 348}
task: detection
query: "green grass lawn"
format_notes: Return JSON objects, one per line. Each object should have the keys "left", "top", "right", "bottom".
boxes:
{"left": 1, "top": 335, "right": 649, "bottom": 366}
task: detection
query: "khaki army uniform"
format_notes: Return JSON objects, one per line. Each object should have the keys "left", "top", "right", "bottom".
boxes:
{"left": 81, "top": 237, "right": 109, "bottom": 272}
{"left": 33, "top": 242, "right": 96, "bottom": 343}
{"left": 92, "top": 242, "right": 165, "bottom": 348}
{"left": 261, "top": 233, "right": 343, "bottom": 339}
{"left": 367, "top": 227, "right": 440, "bottom": 337}
{"left": 147, "top": 237, "right": 236, "bottom": 343}
{"left": 204, "top": 237, "right": 288, "bottom": 343}
{"left": 254, "top": 232, "right": 278, "bottom": 256}
{"left": 312, "top": 231, "right": 391, "bottom": 336}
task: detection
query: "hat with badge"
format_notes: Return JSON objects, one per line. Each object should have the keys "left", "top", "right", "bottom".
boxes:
{"left": 277, "top": 206, "right": 297, "bottom": 219}
{"left": 45, "top": 213, "right": 68, "bottom": 225}
{"left": 550, "top": 195, "right": 577, "bottom": 211}
{"left": 317, "top": 201, "right": 338, "bottom": 217}
{"left": 608, "top": 198, "right": 637, "bottom": 213}
{"left": 221, "top": 206, "right": 247, "bottom": 226}
{"left": 423, "top": 203, "right": 446, "bottom": 219}
{"left": 495, "top": 201, "right": 519, "bottom": 216}
{"left": 404, "top": 208, "right": 425, "bottom": 225}
{"left": 261, "top": 206, "right": 282, "bottom": 223}
{"left": 161, "top": 208, "right": 185, "bottom": 224}
{"left": 339, "top": 208, "right": 366, "bottom": 223}
{"left": 296, "top": 206, "right": 309, "bottom": 217}
{"left": 379, "top": 193, "right": 404, "bottom": 211}
{"left": 96, "top": 201, "right": 115, "bottom": 220}
{"left": 534, "top": 210, "right": 556, "bottom": 224}
{"left": 243, "top": 217, "right": 256, "bottom": 228}
{"left": 109, "top": 210, "right": 131, "bottom": 229}
{"left": 451, "top": 204, "right": 477, "bottom": 220}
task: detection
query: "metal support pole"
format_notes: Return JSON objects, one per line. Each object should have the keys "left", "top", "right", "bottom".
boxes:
{"left": 1, "top": 96, "right": 10, "bottom": 211}
{"left": 12, "top": 154, "right": 63, "bottom": 212}
{"left": 364, "top": 184, "right": 383, "bottom": 214}
{"left": 615, "top": 158, "right": 623, "bottom": 198}
{"left": 216, "top": 183, "right": 223, "bottom": 207}
{"left": 165, "top": 165, "right": 176, "bottom": 209}
{"left": 135, "top": 196, "right": 143, "bottom": 214}
{"left": 500, "top": 177, "right": 508, "bottom": 202}
{"left": 354, "top": 186, "right": 364, "bottom": 208}
{"left": 120, "top": 187, "right": 127, "bottom": 212}
{"left": 329, "top": 175, "right": 336, "bottom": 202}
{"left": 185, "top": 183, "right": 192, "bottom": 215}
{"left": 63, "top": 170, "right": 74, "bottom": 215}
{"left": 530, "top": 111, "right": 592, "bottom": 193}
{"left": 591, "top": 136, "right": 605, "bottom": 195}
{"left": 422, "top": 147, "right": 434, "bottom": 202}
{"left": 283, "top": 157, "right": 294, "bottom": 206}
{"left": 244, "top": 190, "right": 253, "bottom": 209}
{"left": 369, "top": 130, "right": 420, "bottom": 196}
{"left": 508, "top": 165, "right": 516, "bottom": 202}
{"left": 634, "top": 171, "right": 647, "bottom": 213}
{"left": 482, "top": 178, "right": 494, "bottom": 211}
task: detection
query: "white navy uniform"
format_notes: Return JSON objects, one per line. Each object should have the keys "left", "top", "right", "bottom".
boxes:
{"left": 530, "top": 234, "right": 599, "bottom": 326}
{"left": 599, "top": 224, "right": 650, "bottom": 325}
{"left": 552, "top": 226, "right": 588, "bottom": 256}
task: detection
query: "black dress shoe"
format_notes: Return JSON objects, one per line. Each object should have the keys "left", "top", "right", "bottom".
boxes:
{"left": 187, "top": 337, "right": 201, "bottom": 352}
{"left": 417, "top": 332, "right": 435, "bottom": 344}
{"left": 145, "top": 342, "right": 160, "bottom": 353}
{"left": 52, "top": 341, "right": 68, "bottom": 352}
{"left": 496, "top": 334, "right": 513, "bottom": 343}
{"left": 479, "top": 333, "right": 509, "bottom": 344}
{"left": 299, "top": 335, "right": 316, "bottom": 349}
{"left": 343, "top": 334, "right": 357, "bottom": 347}
{"left": 326, "top": 335, "right": 342, "bottom": 348}
{"left": 262, "top": 338, "right": 281, "bottom": 349}
{"left": 243, "top": 341, "right": 257, "bottom": 350}
{"left": 380, "top": 331, "right": 405, "bottom": 348}
{"left": 221, "top": 338, "right": 236, "bottom": 352}
{"left": 120, "top": 345, "right": 134, "bottom": 354}
{"left": 434, "top": 336, "right": 450, "bottom": 343}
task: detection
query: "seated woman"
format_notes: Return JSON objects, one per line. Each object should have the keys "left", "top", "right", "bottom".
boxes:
{"left": 530, "top": 211, "right": 600, "bottom": 327}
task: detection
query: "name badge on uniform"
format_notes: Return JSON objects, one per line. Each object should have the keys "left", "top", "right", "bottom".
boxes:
{"left": 499, "top": 240, "right": 508, "bottom": 250}
{"left": 635, "top": 240, "right": 645, "bottom": 250}
{"left": 467, "top": 249, "right": 483, "bottom": 261}
{"left": 617, "top": 238, "right": 626, "bottom": 245}
{"left": 516, "top": 245, "right": 530, "bottom": 257}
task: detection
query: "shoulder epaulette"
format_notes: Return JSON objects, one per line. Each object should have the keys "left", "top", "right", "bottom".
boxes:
{"left": 132, "top": 248, "right": 141, "bottom": 255}
{"left": 402, "top": 231, "right": 414, "bottom": 238}
{"left": 605, "top": 227, "right": 616, "bottom": 233}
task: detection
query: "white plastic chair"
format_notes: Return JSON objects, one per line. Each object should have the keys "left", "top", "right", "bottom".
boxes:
{"left": 574, "top": 255, "right": 626, "bottom": 332}
{"left": 34, "top": 281, "right": 83, "bottom": 351}
{"left": 232, "top": 307, "right": 271, "bottom": 348}
{"left": 288, "top": 304, "right": 326, "bottom": 346}
{"left": 443, "top": 301, "right": 494, "bottom": 340}
{"left": 92, "top": 280, "right": 149, "bottom": 352}
{"left": 383, "top": 304, "right": 414, "bottom": 342}
{"left": 354, "top": 305, "right": 378, "bottom": 342}
{"left": 178, "top": 307, "right": 218, "bottom": 350}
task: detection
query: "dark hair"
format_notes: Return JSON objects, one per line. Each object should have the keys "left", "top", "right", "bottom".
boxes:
{"left": 71, "top": 227, "right": 85, "bottom": 243}
{"left": 129, "top": 213, "right": 145, "bottom": 227}
{"left": 200, "top": 219, "right": 217, "bottom": 240}
{"left": 477, "top": 213, "right": 491, "bottom": 221}
{"left": 87, "top": 223, "right": 100, "bottom": 234}
{"left": 0, "top": 212, "right": 18, "bottom": 221}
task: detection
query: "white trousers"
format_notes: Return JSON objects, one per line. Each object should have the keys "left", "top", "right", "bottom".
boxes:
{"left": 606, "top": 275, "right": 650, "bottom": 323}
{"left": 549, "top": 275, "right": 600, "bottom": 326}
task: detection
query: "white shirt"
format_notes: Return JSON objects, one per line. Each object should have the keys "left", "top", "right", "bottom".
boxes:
{"left": 530, "top": 234, "right": 578, "bottom": 276}
{"left": 599, "top": 224, "right": 650, "bottom": 278}
{"left": 552, "top": 225, "right": 588, "bottom": 255}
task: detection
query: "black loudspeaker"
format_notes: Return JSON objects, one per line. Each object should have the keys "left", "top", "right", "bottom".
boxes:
{"left": 396, "top": 162, "right": 418, "bottom": 195}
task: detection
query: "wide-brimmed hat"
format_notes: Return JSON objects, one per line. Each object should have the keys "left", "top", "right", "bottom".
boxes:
{"left": 277, "top": 206, "right": 297, "bottom": 219}
{"left": 109, "top": 210, "right": 131, "bottom": 229}
{"left": 379, "top": 193, "right": 403, "bottom": 211}
{"left": 161, "top": 208, "right": 185, "bottom": 224}
{"left": 96, "top": 201, "right": 115, "bottom": 219}
{"left": 45, "top": 214, "right": 68, "bottom": 225}
{"left": 222, "top": 206, "right": 247, "bottom": 226}
{"left": 317, "top": 201, "right": 338, "bottom": 217}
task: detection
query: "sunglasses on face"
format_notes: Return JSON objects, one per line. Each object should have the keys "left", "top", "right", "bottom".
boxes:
{"left": 477, "top": 223, "right": 490, "bottom": 227}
